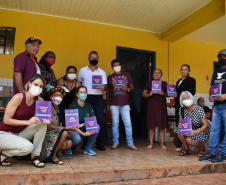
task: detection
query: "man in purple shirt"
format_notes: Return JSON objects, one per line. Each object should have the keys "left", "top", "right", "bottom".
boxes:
{"left": 13, "top": 37, "right": 42, "bottom": 94}
{"left": 107, "top": 59, "right": 138, "bottom": 151}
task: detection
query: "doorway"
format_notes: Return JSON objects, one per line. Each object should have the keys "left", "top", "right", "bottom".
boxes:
{"left": 116, "top": 46, "right": 156, "bottom": 139}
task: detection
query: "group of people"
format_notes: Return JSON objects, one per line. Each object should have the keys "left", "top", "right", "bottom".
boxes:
{"left": 0, "top": 37, "right": 225, "bottom": 168}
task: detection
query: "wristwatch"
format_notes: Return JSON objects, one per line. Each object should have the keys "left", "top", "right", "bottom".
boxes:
{"left": 127, "top": 88, "right": 130, "bottom": 92}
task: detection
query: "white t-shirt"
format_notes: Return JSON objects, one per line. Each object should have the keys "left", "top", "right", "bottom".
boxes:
{"left": 77, "top": 65, "right": 107, "bottom": 95}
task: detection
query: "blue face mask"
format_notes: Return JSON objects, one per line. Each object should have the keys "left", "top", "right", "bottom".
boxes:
{"left": 78, "top": 93, "right": 87, "bottom": 101}
{"left": 219, "top": 58, "right": 226, "bottom": 66}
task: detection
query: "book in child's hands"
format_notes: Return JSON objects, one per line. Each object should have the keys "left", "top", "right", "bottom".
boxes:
{"left": 36, "top": 100, "right": 52, "bottom": 122}
{"left": 152, "top": 81, "right": 162, "bottom": 94}
{"left": 65, "top": 109, "right": 79, "bottom": 127}
{"left": 180, "top": 118, "right": 192, "bottom": 136}
{"left": 167, "top": 84, "right": 177, "bottom": 96}
{"left": 92, "top": 75, "right": 102, "bottom": 89}
{"left": 211, "top": 83, "right": 222, "bottom": 101}
{"left": 115, "top": 77, "right": 125, "bottom": 88}
{"left": 85, "top": 116, "right": 99, "bottom": 133}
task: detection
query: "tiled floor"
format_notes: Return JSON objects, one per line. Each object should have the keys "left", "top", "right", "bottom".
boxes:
{"left": 0, "top": 139, "right": 225, "bottom": 184}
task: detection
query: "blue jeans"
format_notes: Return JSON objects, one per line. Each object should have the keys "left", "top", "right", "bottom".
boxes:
{"left": 110, "top": 105, "right": 134, "bottom": 146}
{"left": 69, "top": 125, "right": 100, "bottom": 149}
{"left": 86, "top": 95, "right": 104, "bottom": 144}
{"left": 208, "top": 103, "right": 226, "bottom": 156}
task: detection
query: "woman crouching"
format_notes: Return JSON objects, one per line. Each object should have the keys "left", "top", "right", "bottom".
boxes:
{"left": 176, "top": 91, "right": 210, "bottom": 156}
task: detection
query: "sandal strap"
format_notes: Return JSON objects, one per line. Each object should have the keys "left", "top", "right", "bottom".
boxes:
{"left": 31, "top": 158, "right": 44, "bottom": 167}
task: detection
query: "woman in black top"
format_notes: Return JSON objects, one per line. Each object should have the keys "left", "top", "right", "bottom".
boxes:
{"left": 175, "top": 64, "right": 196, "bottom": 127}
{"left": 57, "top": 66, "right": 80, "bottom": 125}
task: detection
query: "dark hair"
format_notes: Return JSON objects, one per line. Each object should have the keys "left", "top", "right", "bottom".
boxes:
{"left": 63, "top": 66, "right": 77, "bottom": 80}
{"left": 153, "top": 69, "right": 163, "bottom": 76}
{"left": 49, "top": 86, "right": 66, "bottom": 96}
{"left": 26, "top": 74, "right": 46, "bottom": 91}
{"left": 89, "top": 51, "right": 98, "bottom": 58}
{"left": 197, "top": 97, "right": 204, "bottom": 102}
{"left": 39, "top": 51, "right": 55, "bottom": 73}
{"left": 76, "top": 86, "right": 87, "bottom": 94}
{"left": 111, "top": 59, "right": 120, "bottom": 67}
{"left": 181, "top": 64, "right": 190, "bottom": 72}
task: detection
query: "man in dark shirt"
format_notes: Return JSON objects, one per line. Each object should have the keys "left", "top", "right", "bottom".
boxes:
{"left": 200, "top": 49, "right": 226, "bottom": 162}
{"left": 13, "top": 37, "right": 42, "bottom": 94}
{"left": 107, "top": 59, "right": 138, "bottom": 151}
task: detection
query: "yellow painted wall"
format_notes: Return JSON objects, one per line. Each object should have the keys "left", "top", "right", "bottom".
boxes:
{"left": 0, "top": 9, "right": 225, "bottom": 94}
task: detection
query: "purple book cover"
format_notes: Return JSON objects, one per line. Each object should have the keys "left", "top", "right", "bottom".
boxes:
{"left": 180, "top": 118, "right": 192, "bottom": 136}
{"left": 115, "top": 77, "right": 125, "bottom": 88}
{"left": 92, "top": 75, "right": 102, "bottom": 89}
{"left": 36, "top": 100, "right": 52, "bottom": 122}
{"left": 211, "top": 84, "right": 222, "bottom": 101}
{"left": 167, "top": 84, "right": 177, "bottom": 96}
{"left": 85, "top": 116, "right": 99, "bottom": 133}
{"left": 65, "top": 109, "right": 79, "bottom": 127}
{"left": 152, "top": 81, "right": 162, "bottom": 94}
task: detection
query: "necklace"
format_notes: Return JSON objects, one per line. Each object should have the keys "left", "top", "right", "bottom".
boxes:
{"left": 66, "top": 79, "right": 75, "bottom": 92}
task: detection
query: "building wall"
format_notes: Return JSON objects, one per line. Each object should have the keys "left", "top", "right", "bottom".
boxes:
{"left": 0, "top": 9, "right": 226, "bottom": 94}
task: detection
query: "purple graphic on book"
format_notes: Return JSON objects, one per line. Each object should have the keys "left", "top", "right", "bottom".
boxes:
{"left": 115, "top": 77, "right": 125, "bottom": 88}
{"left": 92, "top": 75, "right": 102, "bottom": 89}
{"left": 36, "top": 100, "right": 52, "bottom": 122}
{"left": 65, "top": 109, "right": 79, "bottom": 127}
{"left": 85, "top": 116, "right": 99, "bottom": 133}
{"left": 152, "top": 81, "right": 162, "bottom": 93}
{"left": 180, "top": 118, "right": 192, "bottom": 136}
{"left": 211, "top": 83, "right": 222, "bottom": 101}
{"left": 167, "top": 84, "right": 177, "bottom": 96}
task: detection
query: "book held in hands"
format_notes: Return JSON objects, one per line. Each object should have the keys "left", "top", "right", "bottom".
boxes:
{"left": 92, "top": 75, "right": 102, "bottom": 89}
{"left": 180, "top": 118, "right": 192, "bottom": 136}
{"left": 85, "top": 116, "right": 99, "bottom": 133}
{"left": 211, "top": 83, "right": 222, "bottom": 101}
{"left": 65, "top": 109, "right": 79, "bottom": 127}
{"left": 167, "top": 84, "right": 177, "bottom": 96}
{"left": 115, "top": 77, "right": 125, "bottom": 88}
{"left": 152, "top": 81, "right": 162, "bottom": 94}
{"left": 36, "top": 100, "right": 52, "bottom": 122}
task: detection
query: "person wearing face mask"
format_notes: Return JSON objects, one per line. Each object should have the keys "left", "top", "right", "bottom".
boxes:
{"left": 13, "top": 37, "right": 42, "bottom": 95}
{"left": 40, "top": 87, "right": 74, "bottom": 165}
{"left": 200, "top": 49, "right": 226, "bottom": 163}
{"left": 176, "top": 91, "right": 210, "bottom": 156}
{"left": 57, "top": 66, "right": 79, "bottom": 126}
{"left": 106, "top": 59, "right": 138, "bottom": 151}
{"left": 142, "top": 69, "right": 168, "bottom": 150}
{"left": 66, "top": 86, "right": 99, "bottom": 156}
{"left": 39, "top": 51, "right": 57, "bottom": 100}
{"left": 197, "top": 98, "right": 211, "bottom": 120}
{"left": 77, "top": 51, "right": 107, "bottom": 151}
{"left": 174, "top": 64, "right": 196, "bottom": 151}
{"left": 0, "top": 74, "right": 50, "bottom": 167}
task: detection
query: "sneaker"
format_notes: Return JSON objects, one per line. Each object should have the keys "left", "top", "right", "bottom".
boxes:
{"left": 211, "top": 153, "right": 225, "bottom": 163}
{"left": 83, "top": 148, "right": 96, "bottom": 156}
{"left": 65, "top": 148, "right": 72, "bottom": 155}
{"left": 199, "top": 152, "right": 215, "bottom": 161}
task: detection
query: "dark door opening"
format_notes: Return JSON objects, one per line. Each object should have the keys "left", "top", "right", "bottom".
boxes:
{"left": 116, "top": 46, "right": 156, "bottom": 139}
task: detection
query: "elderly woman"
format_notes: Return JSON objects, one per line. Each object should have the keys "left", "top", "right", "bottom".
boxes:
{"left": 176, "top": 91, "right": 210, "bottom": 156}
{"left": 40, "top": 87, "right": 74, "bottom": 165}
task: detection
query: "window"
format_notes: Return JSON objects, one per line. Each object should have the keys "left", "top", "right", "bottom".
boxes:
{"left": 0, "top": 27, "right": 16, "bottom": 55}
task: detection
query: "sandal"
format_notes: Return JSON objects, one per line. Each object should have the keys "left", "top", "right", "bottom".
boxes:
{"left": 30, "top": 157, "right": 45, "bottom": 168}
{"left": 161, "top": 145, "right": 168, "bottom": 151}
{"left": 0, "top": 151, "right": 11, "bottom": 166}
{"left": 49, "top": 160, "right": 63, "bottom": 165}
{"left": 198, "top": 148, "right": 206, "bottom": 157}
{"left": 179, "top": 149, "right": 191, "bottom": 156}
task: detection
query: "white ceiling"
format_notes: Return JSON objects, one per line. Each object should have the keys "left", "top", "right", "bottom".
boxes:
{"left": 1, "top": 0, "right": 226, "bottom": 45}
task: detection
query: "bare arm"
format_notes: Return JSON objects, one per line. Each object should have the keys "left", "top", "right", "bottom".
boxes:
{"left": 3, "top": 93, "right": 38, "bottom": 126}
{"left": 14, "top": 72, "right": 25, "bottom": 92}
{"left": 106, "top": 87, "right": 110, "bottom": 111}
{"left": 205, "top": 112, "right": 210, "bottom": 119}
{"left": 57, "top": 78, "right": 64, "bottom": 86}
{"left": 142, "top": 89, "right": 153, "bottom": 98}
{"left": 76, "top": 80, "right": 82, "bottom": 88}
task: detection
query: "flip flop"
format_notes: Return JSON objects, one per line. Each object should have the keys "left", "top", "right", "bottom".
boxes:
{"left": 50, "top": 160, "right": 63, "bottom": 165}
{"left": 0, "top": 151, "right": 11, "bottom": 166}
{"left": 30, "top": 157, "right": 45, "bottom": 168}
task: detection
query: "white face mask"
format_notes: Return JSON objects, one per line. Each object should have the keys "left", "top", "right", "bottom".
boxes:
{"left": 51, "top": 96, "right": 63, "bottom": 105}
{"left": 67, "top": 74, "right": 76, "bottom": 80}
{"left": 182, "top": 99, "right": 193, "bottom": 107}
{"left": 29, "top": 85, "right": 42, "bottom": 96}
{"left": 113, "top": 66, "right": 121, "bottom": 73}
